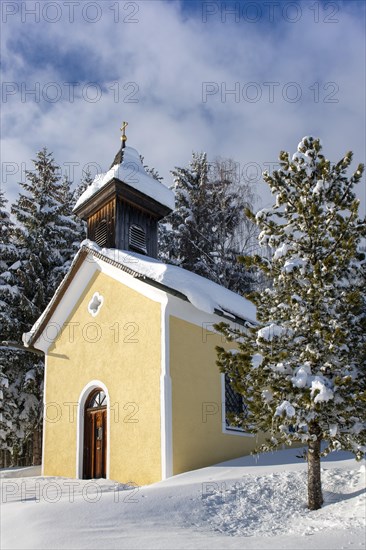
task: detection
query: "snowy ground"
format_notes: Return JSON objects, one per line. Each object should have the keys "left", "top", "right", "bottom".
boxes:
{"left": 1, "top": 448, "right": 365, "bottom": 550}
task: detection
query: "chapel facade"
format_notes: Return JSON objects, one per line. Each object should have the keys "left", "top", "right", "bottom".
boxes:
{"left": 24, "top": 126, "right": 260, "bottom": 485}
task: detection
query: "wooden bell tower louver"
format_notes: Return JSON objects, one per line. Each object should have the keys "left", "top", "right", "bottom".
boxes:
{"left": 73, "top": 123, "right": 174, "bottom": 259}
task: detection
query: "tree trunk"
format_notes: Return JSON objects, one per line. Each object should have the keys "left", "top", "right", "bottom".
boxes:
{"left": 307, "top": 422, "right": 323, "bottom": 510}
{"left": 32, "top": 428, "right": 42, "bottom": 466}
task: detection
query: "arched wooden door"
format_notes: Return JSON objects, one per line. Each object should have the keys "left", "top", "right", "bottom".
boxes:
{"left": 83, "top": 389, "right": 107, "bottom": 479}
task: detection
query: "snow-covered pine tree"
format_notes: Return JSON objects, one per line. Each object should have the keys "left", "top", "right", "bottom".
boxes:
{"left": 0, "top": 190, "right": 18, "bottom": 274}
{"left": 0, "top": 192, "right": 19, "bottom": 337}
{"left": 12, "top": 148, "right": 84, "bottom": 307}
{"left": 10, "top": 148, "right": 83, "bottom": 464}
{"left": 70, "top": 167, "right": 91, "bottom": 245}
{"left": 159, "top": 153, "right": 256, "bottom": 294}
{"left": 59, "top": 173, "right": 87, "bottom": 265}
{"left": 0, "top": 190, "right": 23, "bottom": 466}
{"left": 216, "top": 137, "right": 366, "bottom": 510}
{"left": 140, "top": 155, "right": 163, "bottom": 183}
{"left": 209, "top": 157, "right": 258, "bottom": 292}
{"left": 74, "top": 167, "right": 94, "bottom": 201}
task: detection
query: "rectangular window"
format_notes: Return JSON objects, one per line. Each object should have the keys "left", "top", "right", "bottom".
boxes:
{"left": 222, "top": 374, "right": 251, "bottom": 435}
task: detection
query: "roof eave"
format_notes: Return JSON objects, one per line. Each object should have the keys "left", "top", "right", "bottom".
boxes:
{"left": 86, "top": 247, "right": 254, "bottom": 325}
{"left": 73, "top": 177, "right": 173, "bottom": 220}
{"left": 25, "top": 245, "right": 255, "bottom": 349}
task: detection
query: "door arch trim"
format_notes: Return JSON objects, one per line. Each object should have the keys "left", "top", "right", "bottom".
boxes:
{"left": 76, "top": 380, "right": 110, "bottom": 479}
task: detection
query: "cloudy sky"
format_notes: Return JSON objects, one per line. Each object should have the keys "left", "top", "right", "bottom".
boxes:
{"left": 1, "top": 0, "right": 365, "bottom": 215}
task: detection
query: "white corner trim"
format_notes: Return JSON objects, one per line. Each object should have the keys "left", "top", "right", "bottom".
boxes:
{"left": 32, "top": 255, "right": 167, "bottom": 354}
{"left": 160, "top": 297, "right": 173, "bottom": 479}
{"left": 41, "top": 355, "right": 48, "bottom": 476}
{"left": 33, "top": 259, "right": 98, "bottom": 353}
{"left": 76, "top": 380, "right": 111, "bottom": 479}
{"left": 87, "top": 291, "right": 104, "bottom": 317}
{"left": 220, "top": 373, "right": 254, "bottom": 438}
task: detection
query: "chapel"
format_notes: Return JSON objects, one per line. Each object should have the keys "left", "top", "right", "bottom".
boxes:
{"left": 24, "top": 124, "right": 260, "bottom": 485}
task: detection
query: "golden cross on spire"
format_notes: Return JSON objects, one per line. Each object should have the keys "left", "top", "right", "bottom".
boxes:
{"left": 120, "top": 121, "right": 128, "bottom": 145}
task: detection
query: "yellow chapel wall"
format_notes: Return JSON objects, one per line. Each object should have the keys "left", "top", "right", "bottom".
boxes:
{"left": 43, "top": 270, "right": 162, "bottom": 486}
{"left": 170, "top": 316, "right": 263, "bottom": 475}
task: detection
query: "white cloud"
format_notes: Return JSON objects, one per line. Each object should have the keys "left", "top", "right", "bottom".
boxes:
{"left": 1, "top": 0, "right": 365, "bottom": 216}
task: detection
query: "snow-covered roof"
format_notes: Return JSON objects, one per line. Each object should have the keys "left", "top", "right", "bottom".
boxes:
{"left": 23, "top": 240, "right": 257, "bottom": 348}
{"left": 84, "top": 240, "right": 257, "bottom": 323}
{"left": 74, "top": 146, "right": 175, "bottom": 211}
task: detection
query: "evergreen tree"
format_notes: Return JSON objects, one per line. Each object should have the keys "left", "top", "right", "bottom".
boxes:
{"left": 216, "top": 137, "right": 366, "bottom": 510}
{"left": 60, "top": 174, "right": 87, "bottom": 263}
{"left": 140, "top": 155, "right": 163, "bottom": 183}
{"left": 12, "top": 148, "right": 83, "bottom": 310}
{"left": 0, "top": 191, "right": 19, "bottom": 333}
{"left": 9, "top": 148, "right": 84, "bottom": 464}
{"left": 159, "top": 153, "right": 256, "bottom": 294}
{"left": 71, "top": 167, "right": 92, "bottom": 243}
{"left": 0, "top": 191, "right": 22, "bottom": 465}
{"left": 74, "top": 167, "right": 94, "bottom": 200}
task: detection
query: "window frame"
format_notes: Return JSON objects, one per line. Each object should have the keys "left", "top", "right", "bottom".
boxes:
{"left": 86, "top": 389, "right": 107, "bottom": 411}
{"left": 220, "top": 373, "right": 254, "bottom": 437}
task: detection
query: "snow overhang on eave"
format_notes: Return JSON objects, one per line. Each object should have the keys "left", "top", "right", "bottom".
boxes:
{"left": 85, "top": 247, "right": 255, "bottom": 327}
{"left": 24, "top": 244, "right": 256, "bottom": 350}
{"left": 213, "top": 308, "right": 258, "bottom": 328}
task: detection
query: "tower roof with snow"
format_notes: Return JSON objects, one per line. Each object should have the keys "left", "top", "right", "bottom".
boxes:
{"left": 73, "top": 124, "right": 174, "bottom": 258}
{"left": 74, "top": 145, "right": 175, "bottom": 213}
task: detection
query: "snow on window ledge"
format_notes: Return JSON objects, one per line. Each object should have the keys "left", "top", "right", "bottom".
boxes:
{"left": 223, "top": 425, "right": 255, "bottom": 438}
{"left": 88, "top": 292, "right": 104, "bottom": 317}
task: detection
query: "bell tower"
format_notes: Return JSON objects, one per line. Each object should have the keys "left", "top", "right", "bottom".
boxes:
{"left": 73, "top": 123, "right": 174, "bottom": 258}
